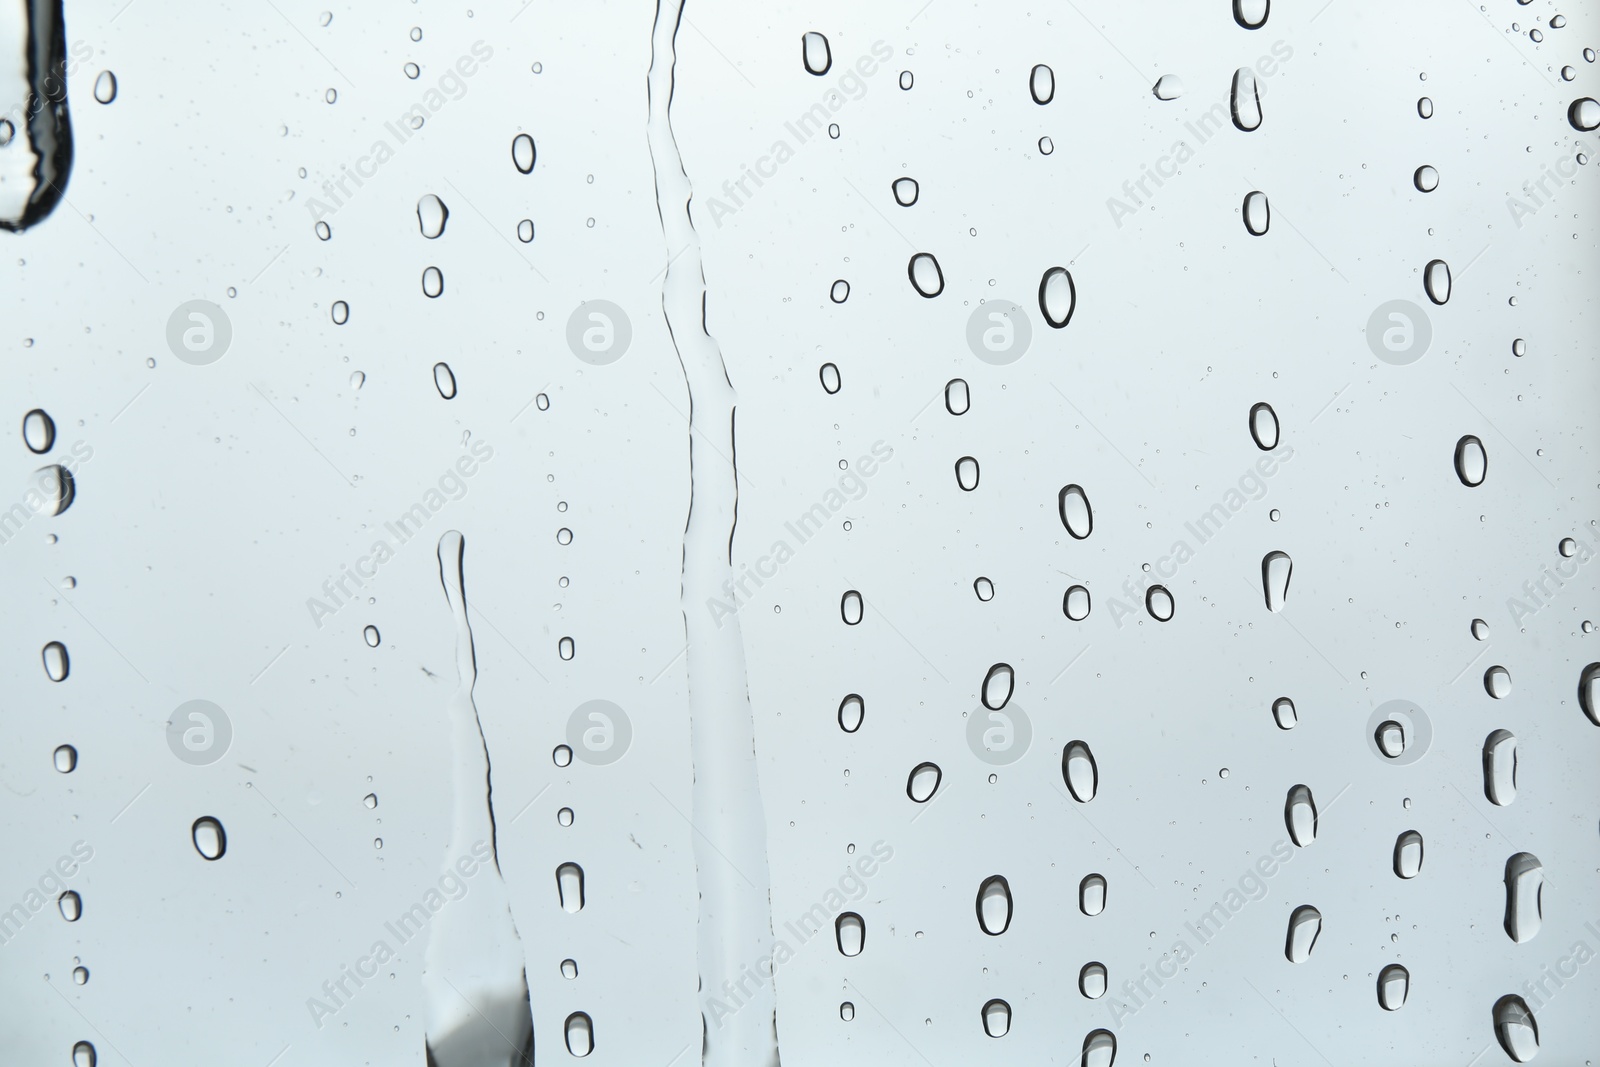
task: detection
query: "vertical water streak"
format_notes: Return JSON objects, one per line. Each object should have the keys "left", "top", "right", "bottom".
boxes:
{"left": 0, "top": 0, "right": 73, "bottom": 231}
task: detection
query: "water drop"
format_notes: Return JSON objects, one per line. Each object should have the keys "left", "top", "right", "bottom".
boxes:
{"left": 1377, "top": 964, "right": 1409, "bottom": 1010}
{"left": 331, "top": 300, "right": 349, "bottom": 325}
{"left": 802, "top": 32, "right": 832, "bottom": 75}
{"left": 557, "top": 807, "right": 574, "bottom": 827}
{"left": 829, "top": 279, "right": 849, "bottom": 304}
{"left": 891, "top": 177, "right": 919, "bottom": 206}
{"left": 433, "top": 362, "right": 457, "bottom": 399}
{"left": 1578, "top": 662, "right": 1600, "bottom": 725}
{"left": 59, "top": 890, "right": 81, "bottom": 921}
{"left": 1152, "top": 75, "right": 1185, "bottom": 100}
{"left": 945, "top": 379, "right": 970, "bottom": 415}
{"left": 1233, "top": 0, "right": 1270, "bottom": 29}
{"left": 835, "top": 912, "right": 865, "bottom": 955}
{"left": 1145, "top": 585, "right": 1174, "bottom": 621}
{"left": 1082, "top": 1029, "right": 1116, "bottom": 1067}
{"left": 1394, "top": 830, "right": 1424, "bottom": 878}
{"left": 561, "top": 959, "right": 578, "bottom": 979}
{"left": 819, "top": 363, "right": 841, "bottom": 393}
{"left": 840, "top": 590, "right": 863, "bottom": 625}
{"left": 1285, "top": 784, "right": 1317, "bottom": 846}
{"left": 1249, "top": 402, "right": 1279, "bottom": 449}
{"left": 839, "top": 1002, "right": 854, "bottom": 1021}
{"left": 1058, "top": 484, "right": 1092, "bottom": 538}
{"left": 1029, "top": 63, "right": 1055, "bottom": 104}
{"left": 981, "top": 999, "right": 1011, "bottom": 1038}
{"left": 363, "top": 625, "right": 380, "bottom": 647}
{"left": 1414, "top": 165, "right": 1439, "bottom": 192}
{"left": 32, "top": 465, "right": 75, "bottom": 515}
{"left": 1493, "top": 995, "right": 1539, "bottom": 1062}
{"left": 898, "top": 70, "right": 913, "bottom": 90}
{"left": 1062, "top": 741, "right": 1098, "bottom": 802}
{"left": 838, "top": 694, "right": 864, "bottom": 733}
{"left": 557, "top": 862, "right": 585, "bottom": 912}
{"left": 982, "top": 663, "right": 1014, "bottom": 710}
{"left": 54, "top": 744, "right": 76, "bottom": 772}
{"left": 1079, "top": 874, "right": 1106, "bottom": 916}
{"left": 1079, "top": 962, "right": 1108, "bottom": 998}
{"left": 1471, "top": 617, "right": 1489, "bottom": 639}
{"left": 72, "top": 965, "right": 88, "bottom": 985}
{"left": 1231, "top": 68, "right": 1262, "bottom": 130}
{"left": 1570, "top": 97, "right": 1600, "bottom": 131}
{"left": 363, "top": 793, "right": 378, "bottom": 808}
{"left": 93, "top": 71, "right": 117, "bottom": 104}
{"left": 511, "top": 133, "right": 536, "bottom": 173}
{"left": 422, "top": 266, "right": 444, "bottom": 298}
{"left": 22, "top": 409, "right": 55, "bottom": 453}
{"left": 72, "top": 1041, "right": 96, "bottom": 1067}
{"left": 315, "top": 220, "right": 331, "bottom": 240}
{"left": 41, "top": 641, "right": 69, "bottom": 682}
{"left": 1038, "top": 266, "right": 1076, "bottom": 327}
{"left": 976, "top": 875, "right": 1013, "bottom": 935}
{"left": 1503, "top": 852, "right": 1543, "bottom": 944}
{"left": 1272, "top": 696, "right": 1298, "bottom": 730}
{"left": 906, "top": 762, "right": 942, "bottom": 803}
{"left": 563, "top": 1012, "right": 594, "bottom": 1057}
{"left": 1261, "top": 550, "right": 1292, "bottom": 612}
{"left": 974, "top": 577, "right": 995, "bottom": 602}
{"left": 517, "top": 219, "right": 534, "bottom": 242}
{"left": 192, "top": 816, "right": 226, "bottom": 860}
{"left": 1454, "top": 435, "right": 1487, "bottom": 486}
{"left": 1423, "top": 259, "right": 1451, "bottom": 304}
{"left": 559, "top": 636, "right": 575, "bottom": 660}
{"left": 416, "top": 194, "right": 448, "bottom": 238}
{"left": 1375, "top": 719, "right": 1407, "bottom": 758}
{"left": 908, "top": 252, "right": 944, "bottom": 297}
{"left": 955, "top": 456, "right": 980, "bottom": 491}
{"left": 1037, "top": 136, "right": 1054, "bottom": 155}
{"left": 1483, "top": 729, "right": 1518, "bottom": 806}
{"left": 1064, "top": 585, "right": 1091, "bottom": 621}
{"left": 1285, "top": 904, "right": 1322, "bottom": 962}
{"left": 1484, "top": 665, "right": 1511, "bottom": 699}
{"left": 1417, "top": 96, "right": 1434, "bottom": 118}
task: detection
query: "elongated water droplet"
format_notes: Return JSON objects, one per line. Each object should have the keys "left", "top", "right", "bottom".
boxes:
{"left": 363, "top": 625, "right": 380, "bottom": 647}
{"left": 1029, "top": 63, "right": 1055, "bottom": 104}
{"left": 417, "top": 193, "right": 448, "bottom": 238}
{"left": 1062, "top": 741, "right": 1098, "bottom": 802}
{"left": 1578, "top": 662, "right": 1600, "bottom": 725}
{"left": 1262, "top": 551, "right": 1292, "bottom": 612}
{"left": 955, "top": 456, "right": 980, "bottom": 491}
{"left": 1058, "top": 484, "right": 1092, "bottom": 538}
{"left": 1249, "top": 403, "right": 1280, "bottom": 450}
{"left": 192, "top": 816, "right": 226, "bottom": 860}
{"left": 1272, "top": 696, "right": 1297, "bottom": 730}
{"left": 53, "top": 744, "right": 75, "bottom": 772}
{"left": 33, "top": 464, "right": 75, "bottom": 515}
{"left": 1377, "top": 964, "right": 1409, "bottom": 1010}
{"left": 981, "top": 998, "right": 1011, "bottom": 1038}
{"left": 1493, "top": 994, "right": 1539, "bottom": 1062}
{"left": 1394, "top": 830, "right": 1424, "bottom": 878}
{"left": 1079, "top": 874, "right": 1106, "bottom": 916}
{"left": 1079, "top": 962, "right": 1107, "bottom": 998}
{"left": 802, "top": 32, "right": 832, "bottom": 75}
{"left": 517, "top": 219, "right": 534, "bottom": 242}
{"left": 93, "top": 70, "right": 117, "bottom": 103}
{"left": 1234, "top": 0, "right": 1269, "bottom": 28}
{"left": 72, "top": 1040, "right": 96, "bottom": 1067}
{"left": 1454, "top": 435, "right": 1486, "bottom": 486}
{"left": 1145, "top": 585, "right": 1174, "bottom": 621}
{"left": 1484, "top": 665, "right": 1511, "bottom": 699}
{"left": 835, "top": 912, "right": 864, "bottom": 955}
{"left": 42, "top": 641, "right": 69, "bottom": 681}
{"left": 557, "top": 862, "right": 585, "bottom": 912}
{"left": 974, "top": 577, "right": 995, "bottom": 602}
{"left": 558, "top": 636, "right": 575, "bottom": 660}
{"left": 908, "top": 252, "right": 944, "bottom": 297}
{"left": 1483, "top": 729, "right": 1518, "bottom": 806}
{"left": 1285, "top": 904, "right": 1322, "bottom": 962}
{"left": 349, "top": 371, "right": 364, "bottom": 390}
{"left": 840, "top": 589, "right": 863, "bottom": 625}
{"left": 838, "top": 694, "right": 864, "bottom": 733}
{"left": 891, "top": 177, "right": 919, "bottom": 206}
{"left": 1570, "top": 97, "right": 1600, "bottom": 131}
{"left": 58, "top": 890, "right": 81, "bottom": 921}
{"left": 945, "top": 378, "right": 970, "bottom": 415}
{"left": 907, "top": 762, "right": 941, "bottom": 803}
{"left": 819, "top": 363, "right": 841, "bottom": 393}
{"left": 331, "top": 300, "right": 349, "bottom": 325}
{"left": 22, "top": 409, "right": 54, "bottom": 453}
{"left": 1418, "top": 96, "right": 1434, "bottom": 118}
{"left": 829, "top": 279, "right": 850, "bottom": 303}
{"left": 1064, "top": 585, "right": 1091, "bottom": 621}
{"left": 1242, "top": 190, "right": 1270, "bottom": 235}
{"left": 982, "top": 663, "right": 1014, "bottom": 710}
{"left": 1424, "top": 259, "right": 1451, "bottom": 304}
{"left": 976, "top": 875, "right": 1012, "bottom": 935}
{"left": 511, "top": 133, "right": 536, "bottom": 173}
{"left": 564, "top": 1012, "right": 593, "bottom": 1057}
{"left": 1414, "top": 165, "right": 1439, "bottom": 192}
{"left": 1082, "top": 1028, "right": 1116, "bottom": 1067}
{"left": 1152, "top": 74, "right": 1185, "bottom": 101}
{"left": 1504, "top": 852, "right": 1543, "bottom": 944}
{"left": 1231, "top": 68, "right": 1262, "bottom": 130}
{"left": 72, "top": 965, "right": 88, "bottom": 984}
{"left": 1038, "top": 267, "right": 1076, "bottom": 327}
{"left": 1375, "top": 718, "right": 1407, "bottom": 758}
{"left": 839, "top": 1002, "right": 853, "bottom": 1021}
{"left": 433, "top": 362, "right": 457, "bottom": 399}
{"left": 422, "top": 266, "right": 444, "bottom": 298}
{"left": 1285, "top": 784, "right": 1317, "bottom": 846}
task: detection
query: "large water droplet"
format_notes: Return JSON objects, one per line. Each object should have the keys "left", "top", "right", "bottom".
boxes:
{"left": 1038, "top": 267, "right": 1076, "bottom": 327}
{"left": 1029, "top": 63, "right": 1055, "bottom": 104}
{"left": 33, "top": 464, "right": 75, "bottom": 515}
{"left": 1483, "top": 729, "right": 1518, "bottom": 806}
{"left": 1082, "top": 1028, "right": 1117, "bottom": 1067}
{"left": 363, "top": 625, "right": 380, "bottom": 647}
{"left": 1503, "top": 852, "right": 1543, "bottom": 944}
{"left": 982, "top": 663, "right": 1014, "bottom": 710}
{"left": 974, "top": 577, "right": 995, "bottom": 602}
{"left": 72, "top": 1041, "right": 96, "bottom": 1067}
{"left": 830, "top": 279, "right": 850, "bottom": 303}
{"left": 1062, "top": 740, "right": 1098, "bottom": 802}
{"left": 417, "top": 193, "right": 448, "bottom": 238}
{"left": 1145, "top": 585, "right": 1174, "bottom": 621}
{"left": 891, "top": 177, "right": 919, "bottom": 206}
{"left": 1261, "top": 551, "right": 1292, "bottom": 612}
{"left": 1247, "top": 402, "right": 1279, "bottom": 449}
{"left": 1233, "top": 0, "right": 1270, "bottom": 29}
{"left": 819, "top": 363, "right": 841, "bottom": 394}
{"left": 981, "top": 998, "right": 1011, "bottom": 1038}
{"left": 1454, "top": 435, "right": 1487, "bottom": 486}
{"left": 1377, "top": 964, "right": 1409, "bottom": 1011}
{"left": 976, "top": 875, "right": 1013, "bottom": 935}
{"left": 564, "top": 1012, "right": 594, "bottom": 1057}
{"left": 511, "top": 133, "right": 536, "bottom": 173}
{"left": 1285, "top": 784, "right": 1317, "bottom": 846}
{"left": 1394, "top": 830, "right": 1424, "bottom": 879}
{"left": 53, "top": 744, "right": 76, "bottom": 772}
{"left": 42, "top": 641, "right": 69, "bottom": 681}
{"left": 1484, "top": 665, "right": 1512, "bottom": 699}
{"left": 1242, "top": 190, "right": 1270, "bottom": 235}
{"left": 908, "top": 252, "right": 944, "bottom": 297}
{"left": 1417, "top": 96, "right": 1434, "bottom": 118}
{"left": 1079, "top": 874, "right": 1106, "bottom": 916}
{"left": 1424, "top": 259, "right": 1451, "bottom": 304}
{"left": 1079, "top": 962, "right": 1108, "bottom": 999}
{"left": 433, "top": 362, "right": 457, "bottom": 399}
{"left": 840, "top": 589, "right": 863, "bottom": 625}
{"left": 802, "top": 32, "right": 832, "bottom": 75}
{"left": 1414, "top": 165, "right": 1439, "bottom": 193}
{"left": 58, "top": 890, "right": 81, "bottom": 921}
{"left": 1569, "top": 97, "right": 1600, "bottom": 131}
{"left": 1064, "top": 585, "right": 1091, "bottom": 621}
{"left": 192, "top": 816, "right": 226, "bottom": 860}
{"left": 22, "top": 409, "right": 55, "bottom": 454}
{"left": 945, "top": 378, "right": 970, "bottom": 415}
{"left": 835, "top": 912, "right": 864, "bottom": 955}
{"left": 1272, "top": 696, "right": 1298, "bottom": 730}
{"left": 1579, "top": 662, "right": 1600, "bottom": 726}
{"left": 557, "top": 862, "right": 585, "bottom": 912}
{"left": 1058, "top": 484, "right": 1092, "bottom": 538}
{"left": 1493, "top": 994, "right": 1540, "bottom": 1062}
{"left": 838, "top": 694, "right": 864, "bottom": 733}
{"left": 422, "top": 266, "right": 444, "bottom": 298}
{"left": 907, "top": 762, "right": 942, "bottom": 803}
{"left": 1284, "top": 904, "right": 1322, "bottom": 962}
{"left": 1152, "top": 74, "right": 1185, "bottom": 100}
{"left": 331, "top": 300, "right": 350, "bottom": 325}
{"left": 954, "top": 455, "right": 981, "bottom": 491}
{"left": 1231, "top": 68, "right": 1262, "bottom": 130}
{"left": 93, "top": 70, "right": 117, "bottom": 104}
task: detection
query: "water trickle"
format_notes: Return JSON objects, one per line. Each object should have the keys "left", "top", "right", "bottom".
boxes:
{"left": 433, "top": 362, "right": 457, "bottom": 399}
{"left": 564, "top": 1012, "right": 594, "bottom": 1057}
{"left": 1483, "top": 729, "right": 1518, "bottom": 806}
{"left": 22, "top": 409, "right": 54, "bottom": 453}
{"left": 1484, "top": 665, "right": 1511, "bottom": 699}
{"left": 1038, "top": 266, "right": 1076, "bottom": 327}
{"left": 1493, "top": 994, "right": 1539, "bottom": 1062}
{"left": 1064, "top": 585, "right": 1091, "bottom": 621}
{"left": 1394, "top": 830, "right": 1424, "bottom": 878}
{"left": 53, "top": 744, "right": 76, "bottom": 772}
{"left": 192, "top": 816, "right": 226, "bottom": 860}
{"left": 955, "top": 456, "right": 980, "bottom": 491}
{"left": 1145, "top": 585, "right": 1174, "bottom": 621}
{"left": 840, "top": 590, "right": 863, "bottom": 625}
{"left": 1414, "top": 165, "right": 1439, "bottom": 192}
{"left": 1082, "top": 1028, "right": 1116, "bottom": 1067}
{"left": 1285, "top": 904, "right": 1322, "bottom": 962}
{"left": 557, "top": 863, "right": 586, "bottom": 913}
{"left": 1285, "top": 784, "right": 1317, "bottom": 846}
{"left": 819, "top": 363, "right": 841, "bottom": 393}
{"left": 1579, "top": 662, "right": 1600, "bottom": 725}
{"left": 1242, "top": 190, "right": 1270, "bottom": 235}
{"left": 1423, "top": 259, "right": 1451, "bottom": 304}
{"left": 1503, "top": 852, "right": 1543, "bottom": 943}
{"left": 42, "top": 641, "right": 69, "bottom": 681}
{"left": 891, "top": 177, "right": 919, "bottom": 206}
{"left": 1377, "top": 964, "right": 1409, "bottom": 1010}
{"left": 0, "top": 0, "right": 74, "bottom": 232}
{"left": 982, "top": 663, "right": 1014, "bottom": 710}
{"left": 417, "top": 193, "right": 449, "bottom": 238}
{"left": 1454, "top": 435, "right": 1487, "bottom": 486}
{"left": 1152, "top": 75, "right": 1185, "bottom": 100}
{"left": 838, "top": 694, "right": 864, "bottom": 733}
{"left": 511, "top": 133, "right": 536, "bottom": 173}
{"left": 1029, "top": 63, "right": 1055, "bottom": 104}
{"left": 1234, "top": 0, "right": 1270, "bottom": 29}
{"left": 1062, "top": 741, "right": 1098, "bottom": 802}
{"left": 1249, "top": 402, "right": 1279, "bottom": 449}
{"left": 945, "top": 379, "right": 970, "bottom": 415}
{"left": 835, "top": 912, "right": 865, "bottom": 955}
{"left": 1079, "top": 962, "right": 1108, "bottom": 999}
{"left": 1058, "top": 484, "right": 1092, "bottom": 538}
{"left": 1231, "top": 68, "right": 1263, "bottom": 130}
{"left": 908, "top": 252, "right": 945, "bottom": 297}
{"left": 802, "top": 32, "right": 832, "bottom": 75}
{"left": 981, "top": 999, "right": 1012, "bottom": 1038}
{"left": 1272, "top": 697, "right": 1298, "bottom": 730}
{"left": 976, "top": 875, "right": 1013, "bottom": 935}
{"left": 1079, "top": 874, "right": 1106, "bottom": 916}
{"left": 907, "top": 762, "right": 942, "bottom": 803}
{"left": 1261, "top": 551, "right": 1292, "bottom": 612}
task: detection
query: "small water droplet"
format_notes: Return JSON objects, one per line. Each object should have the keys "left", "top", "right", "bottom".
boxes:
{"left": 1569, "top": 97, "right": 1600, "bottom": 131}
{"left": 840, "top": 589, "right": 863, "bottom": 626}
{"left": 1424, "top": 259, "right": 1451, "bottom": 304}
{"left": 835, "top": 912, "right": 865, "bottom": 955}
{"left": 837, "top": 694, "right": 864, "bottom": 733}
{"left": 955, "top": 456, "right": 980, "bottom": 491}
{"left": 1242, "top": 190, "right": 1270, "bottom": 235}
{"left": 1417, "top": 96, "right": 1434, "bottom": 118}
{"left": 1285, "top": 784, "right": 1317, "bottom": 846}
{"left": 557, "top": 862, "right": 585, "bottom": 912}
{"left": 1503, "top": 852, "right": 1543, "bottom": 943}
{"left": 421, "top": 266, "right": 444, "bottom": 298}
{"left": 906, "top": 762, "right": 942, "bottom": 803}
{"left": 1079, "top": 873, "right": 1107, "bottom": 916}
{"left": 1079, "top": 962, "right": 1108, "bottom": 999}
{"left": 1063, "top": 741, "right": 1098, "bottom": 802}
{"left": 1394, "top": 830, "right": 1424, "bottom": 878}
{"left": 892, "top": 177, "right": 920, "bottom": 206}
{"left": 1494, "top": 994, "right": 1540, "bottom": 1062}
{"left": 53, "top": 744, "right": 76, "bottom": 772}
{"left": 1152, "top": 75, "right": 1186, "bottom": 100}
{"left": 1484, "top": 665, "right": 1512, "bottom": 699}
{"left": 41, "top": 641, "right": 69, "bottom": 682}
{"left": 58, "top": 890, "right": 81, "bottom": 921}
{"left": 908, "top": 252, "right": 944, "bottom": 297}
{"left": 1249, "top": 402, "right": 1279, "bottom": 449}
{"left": 192, "top": 816, "right": 227, "bottom": 860}
{"left": 1231, "top": 68, "right": 1263, "bottom": 130}
{"left": 1285, "top": 904, "right": 1322, "bottom": 962}
{"left": 331, "top": 300, "right": 350, "bottom": 325}
{"left": 1059, "top": 484, "right": 1093, "bottom": 538}
{"left": 1272, "top": 696, "right": 1298, "bottom": 730}
{"left": 93, "top": 71, "right": 117, "bottom": 104}
{"left": 981, "top": 998, "right": 1011, "bottom": 1038}
{"left": 1145, "top": 585, "right": 1174, "bottom": 621}
{"left": 1038, "top": 267, "right": 1076, "bottom": 327}
{"left": 1082, "top": 1029, "right": 1116, "bottom": 1067}
{"left": 1233, "top": 0, "right": 1270, "bottom": 29}
{"left": 945, "top": 379, "right": 970, "bottom": 415}
{"left": 1414, "top": 165, "right": 1439, "bottom": 192}
{"left": 1262, "top": 550, "right": 1292, "bottom": 612}
{"left": 22, "top": 409, "right": 55, "bottom": 453}
{"left": 511, "top": 133, "right": 537, "bottom": 173}
{"left": 1454, "top": 435, "right": 1487, "bottom": 486}
{"left": 72, "top": 1040, "right": 96, "bottom": 1067}
{"left": 1378, "top": 964, "right": 1410, "bottom": 1010}
{"left": 974, "top": 577, "right": 995, "bottom": 602}
{"left": 561, "top": 958, "right": 578, "bottom": 979}
{"left": 433, "top": 362, "right": 457, "bottom": 399}
{"left": 819, "top": 362, "right": 841, "bottom": 393}
{"left": 416, "top": 193, "right": 448, "bottom": 238}
{"left": 1030, "top": 63, "right": 1055, "bottom": 104}
{"left": 1064, "top": 585, "right": 1091, "bottom": 621}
